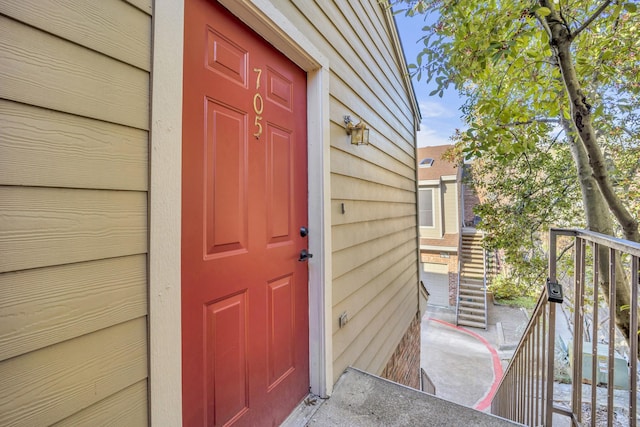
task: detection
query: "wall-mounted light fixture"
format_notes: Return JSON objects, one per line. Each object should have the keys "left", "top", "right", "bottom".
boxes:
{"left": 344, "top": 115, "right": 370, "bottom": 145}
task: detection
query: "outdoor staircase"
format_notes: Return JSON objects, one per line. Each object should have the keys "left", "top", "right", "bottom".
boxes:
{"left": 456, "top": 230, "right": 488, "bottom": 329}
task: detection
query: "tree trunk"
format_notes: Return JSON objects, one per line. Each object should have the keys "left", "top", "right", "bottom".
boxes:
{"left": 566, "top": 119, "right": 634, "bottom": 353}
{"left": 540, "top": 0, "right": 640, "bottom": 243}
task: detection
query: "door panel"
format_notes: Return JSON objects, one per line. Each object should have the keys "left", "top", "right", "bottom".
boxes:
{"left": 182, "top": 1, "right": 309, "bottom": 425}
{"left": 205, "top": 100, "right": 248, "bottom": 257}
{"left": 205, "top": 293, "right": 249, "bottom": 425}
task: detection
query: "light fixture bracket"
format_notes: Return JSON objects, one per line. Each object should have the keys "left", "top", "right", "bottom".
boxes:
{"left": 343, "top": 115, "right": 370, "bottom": 145}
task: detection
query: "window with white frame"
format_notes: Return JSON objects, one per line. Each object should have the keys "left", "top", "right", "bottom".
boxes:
{"left": 419, "top": 188, "right": 434, "bottom": 227}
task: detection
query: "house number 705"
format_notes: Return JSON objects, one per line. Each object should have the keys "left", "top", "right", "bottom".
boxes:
{"left": 253, "top": 68, "right": 263, "bottom": 139}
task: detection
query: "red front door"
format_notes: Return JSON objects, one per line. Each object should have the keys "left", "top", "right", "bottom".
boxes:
{"left": 181, "top": 1, "right": 309, "bottom": 425}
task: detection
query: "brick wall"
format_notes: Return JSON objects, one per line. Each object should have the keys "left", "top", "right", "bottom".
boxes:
{"left": 420, "top": 251, "right": 459, "bottom": 306}
{"left": 463, "top": 184, "right": 481, "bottom": 226}
{"left": 380, "top": 313, "right": 421, "bottom": 389}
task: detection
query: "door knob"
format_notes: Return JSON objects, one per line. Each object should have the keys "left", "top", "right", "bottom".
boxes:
{"left": 298, "top": 249, "right": 313, "bottom": 262}
{"left": 300, "top": 226, "right": 309, "bottom": 237}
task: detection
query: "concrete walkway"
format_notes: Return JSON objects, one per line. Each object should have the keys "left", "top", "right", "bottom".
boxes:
{"left": 282, "top": 302, "right": 530, "bottom": 426}
{"left": 305, "top": 368, "right": 522, "bottom": 426}
{"left": 421, "top": 303, "right": 530, "bottom": 412}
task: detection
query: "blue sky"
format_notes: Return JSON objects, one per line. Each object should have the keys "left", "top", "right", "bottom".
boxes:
{"left": 394, "top": 12, "right": 466, "bottom": 147}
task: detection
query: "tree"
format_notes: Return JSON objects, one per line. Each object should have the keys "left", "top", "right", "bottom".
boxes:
{"left": 393, "top": 0, "right": 640, "bottom": 344}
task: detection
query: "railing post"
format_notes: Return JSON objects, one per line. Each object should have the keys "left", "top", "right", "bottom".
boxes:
{"left": 630, "top": 255, "right": 638, "bottom": 427}
{"left": 572, "top": 237, "right": 585, "bottom": 422}
{"left": 590, "top": 243, "right": 599, "bottom": 427}
{"left": 547, "top": 229, "right": 558, "bottom": 427}
{"left": 607, "top": 248, "right": 617, "bottom": 427}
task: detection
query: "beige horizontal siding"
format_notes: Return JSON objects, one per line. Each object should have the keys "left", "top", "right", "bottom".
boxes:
{"left": 0, "top": 0, "right": 151, "bottom": 71}
{"left": 0, "top": 317, "right": 148, "bottom": 427}
{"left": 330, "top": 133, "right": 415, "bottom": 181}
{"left": 0, "top": 100, "right": 148, "bottom": 191}
{"left": 317, "top": 2, "right": 412, "bottom": 125}
{"left": 331, "top": 146, "right": 415, "bottom": 192}
{"left": 331, "top": 200, "right": 416, "bottom": 226}
{"left": 332, "top": 215, "right": 416, "bottom": 253}
{"left": 0, "top": 1, "right": 150, "bottom": 424}
{"left": 0, "top": 255, "right": 147, "bottom": 361}
{"left": 329, "top": 77, "right": 414, "bottom": 158}
{"left": 332, "top": 229, "right": 416, "bottom": 279}
{"left": 443, "top": 181, "right": 459, "bottom": 234}
{"left": 124, "top": 0, "right": 152, "bottom": 15}
{"left": 333, "top": 253, "right": 417, "bottom": 330}
{"left": 53, "top": 380, "right": 148, "bottom": 427}
{"left": 358, "top": 0, "right": 407, "bottom": 91}
{"left": 0, "top": 187, "right": 147, "bottom": 273}
{"left": 332, "top": 241, "right": 417, "bottom": 306}
{"left": 362, "top": 290, "right": 417, "bottom": 374}
{"left": 331, "top": 174, "right": 415, "bottom": 204}
{"left": 279, "top": 2, "right": 415, "bottom": 155}
{"left": 334, "top": 276, "right": 416, "bottom": 381}
{"left": 0, "top": 16, "right": 149, "bottom": 130}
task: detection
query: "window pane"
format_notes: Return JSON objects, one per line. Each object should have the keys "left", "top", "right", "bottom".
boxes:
{"left": 419, "top": 189, "right": 433, "bottom": 227}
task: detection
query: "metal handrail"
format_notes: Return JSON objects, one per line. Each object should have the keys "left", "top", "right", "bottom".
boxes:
{"left": 455, "top": 220, "right": 464, "bottom": 325}
{"left": 491, "top": 285, "right": 556, "bottom": 425}
{"left": 421, "top": 368, "right": 437, "bottom": 395}
{"left": 455, "top": 255, "right": 461, "bottom": 325}
{"left": 491, "top": 228, "right": 639, "bottom": 426}
{"left": 482, "top": 230, "right": 488, "bottom": 327}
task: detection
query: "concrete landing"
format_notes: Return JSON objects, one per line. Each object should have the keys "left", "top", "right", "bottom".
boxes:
{"left": 304, "top": 368, "right": 522, "bottom": 426}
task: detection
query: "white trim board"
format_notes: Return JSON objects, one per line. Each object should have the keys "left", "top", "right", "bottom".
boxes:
{"left": 149, "top": 1, "right": 332, "bottom": 425}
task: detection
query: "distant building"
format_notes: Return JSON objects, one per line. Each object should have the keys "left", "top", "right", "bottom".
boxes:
{"left": 417, "top": 145, "right": 462, "bottom": 307}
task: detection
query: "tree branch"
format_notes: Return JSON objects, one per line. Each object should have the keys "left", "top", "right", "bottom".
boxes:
{"left": 501, "top": 117, "right": 560, "bottom": 127}
{"left": 573, "top": 0, "right": 614, "bottom": 38}
{"left": 541, "top": 0, "right": 640, "bottom": 242}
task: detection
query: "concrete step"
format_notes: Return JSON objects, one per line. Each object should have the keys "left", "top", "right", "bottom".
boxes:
{"left": 457, "top": 318, "right": 487, "bottom": 329}
{"left": 458, "top": 311, "right": 486, "bottom": 323}
{"left": 459, "top": 293, "right": 484, "bottom": 301}
{"left": 459, "top": 282, "right": 484, "bottom": 290}
{"left": 303, "top": 368, "right": 519, "bottom": 426}
{"left": 458, "top": 306, "right": 485, "bottom": 316}
{"left": 459, "top": 300, "right": 484, "bottom": 308}
{"left": 458, "top": 300, "right": 485, "bottom": 309}
{"left": 461, "top": 275, "right": 484, "bottom": 282}
{"left": 461, "top": 246, "right": 483, "bottom": 254}
{"left": 461, "top": 252, "right": 483, "bottom": 258}
{"left": 461, "top": 242, "right": 483, "bottom": 248}
{"left": 460, "top": 276, "right": 484, "bottom": 284}
{"left": 461, "top": 268, "right": 484, "bottom": 274}
{"left": 459, "top": 283, "right": 484, "bottom": 291}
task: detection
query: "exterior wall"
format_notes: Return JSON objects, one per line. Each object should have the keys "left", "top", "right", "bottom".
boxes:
{"left": 380, "top": 314, "right": 421, "bottom": 389}
{"left": 463, "top": 183, "right": 481, "bottom": 226}
{"left": 421, "top": 251, "right": 459, "bottom": 306}
{"left": 266, "top": 1, "right": 419, "bottom": 382}
{"left": 442, "top": 180, "right": 459, "bottom": 235}
{"left": 419, "top": 184, "right": 441, "bottom": 238}
{"left": 0, "top": 1, "right": 151, "bottom": 425}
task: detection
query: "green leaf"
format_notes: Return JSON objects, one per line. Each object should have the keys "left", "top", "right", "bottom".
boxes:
{"left": 537, "top": 7, "right": 551, "bottom": 17}
{"left": 540, "top": 31, "right": 549, "bottom": 45}
{"left": 624, "top": 3, "right": 637, "bottom": 13}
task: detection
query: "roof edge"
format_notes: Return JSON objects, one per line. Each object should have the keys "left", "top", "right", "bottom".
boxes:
{"left": 381, "top": 2, "right": 421, "bottom": 129}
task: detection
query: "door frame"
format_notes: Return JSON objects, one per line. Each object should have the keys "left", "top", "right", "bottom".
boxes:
{"left": 149, "top": 1, "right": 332, "bottom": 425}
